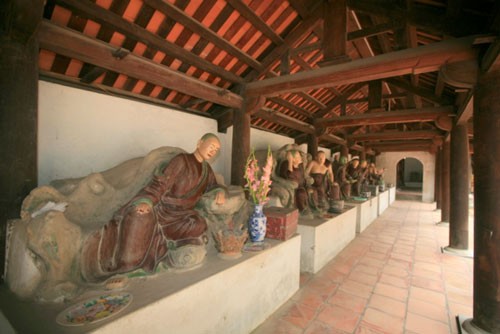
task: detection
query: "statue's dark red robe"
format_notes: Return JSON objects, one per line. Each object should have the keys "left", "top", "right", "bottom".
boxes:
{"left": 81, "top": 153, "right": 219, "bottom": 281}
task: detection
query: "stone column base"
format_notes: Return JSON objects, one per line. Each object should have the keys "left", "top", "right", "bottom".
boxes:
{"left": 458, "top": 315, "right": 492, "bottom": 334}
{"left": 441, "top": 246, "right": 473, "bottom": 258}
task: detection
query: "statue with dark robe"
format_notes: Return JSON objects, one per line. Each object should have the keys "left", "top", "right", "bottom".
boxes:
{"left": 277, "top": 150, "right": 318, "bottom": 217}
{"left": 81, "top": 134, "right": 226, "bottom": 282}
{"left": 305, "top": 151, "right": 340, "bottom": 210}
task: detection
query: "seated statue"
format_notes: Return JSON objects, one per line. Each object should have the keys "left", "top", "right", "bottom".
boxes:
{"left": 80, "top": 134, "right": 226, "bottom": 282}
{"left": 277, "top": 147, "right": 319, "bottom": 217}
{"left": 335, "top": 156, "right": 354, "bottom": 200}
{"left": 368, "top": 162, "right": 384, "bottom": 185}
{"left": 5, "top": 133, "right": 248, "bottom": 302}
{"left": 345, "top": 158, "right": 361, "bottom": 197}
{"left": 305, "top": 151, "right": 340, "bottom": 210}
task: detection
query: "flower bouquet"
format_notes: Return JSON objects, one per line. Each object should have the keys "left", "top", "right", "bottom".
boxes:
{"left": 244, "top": 147, "right": 273, "bottom": 243}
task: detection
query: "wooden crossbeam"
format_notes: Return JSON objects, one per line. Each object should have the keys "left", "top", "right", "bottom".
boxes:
{"left": 347, "top": 130, "right": 443, "bottom": 142}
{"left": 55, "top": 0, "right": 243, "bottom": 84}
{"left": 315, "top": 106, "right": 454, "bottom": 128}
{"left": 254, "top": 109, "right": 315, "bottom": 134}
{"left": 39, "top": 20, "right": 243, "bottom": 109}
{"left": 246, "top": 36, "right": 478, "bottom": 97}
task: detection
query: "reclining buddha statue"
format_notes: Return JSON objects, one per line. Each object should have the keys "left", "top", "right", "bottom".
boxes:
{"left": 5, "top": 133, "right": 249, "bottom": 302}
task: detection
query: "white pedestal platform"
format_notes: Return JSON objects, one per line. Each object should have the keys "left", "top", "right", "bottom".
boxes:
{"left": 388, "top": 186, "right": 396, "bottom": 204}
{"left": 348, "top": 196, "right": 379, "bottom": 234}
{"left": 378, "top": 190, "right": 389, "bottom": 215}
{"left": 0, "top": 236, "right": 301, "bottom": 334}
{"left": 297, "top": 206, "right": 357, "bottom": 274}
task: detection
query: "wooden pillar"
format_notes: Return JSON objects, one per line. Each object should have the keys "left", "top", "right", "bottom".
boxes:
{"left": 368, "top": 80, "right": 383, "bottom": 112}
{"left": 320, "top": 0, "right": 350, "bottom": 66}
{"left": 340, "top": 145, "right": 349, "bottom": 158}
{"left": 307, "top": 134, "right": 319, "bottom": 159}
{"left": 435, "top": 147, "right": 442, "bottom": 210}
{"left": 440, "top": 140, "right": 450, "bottom": 223}
{"left": 231, "top": 109, "right": 251, "bottom": 186}
{"left": 465, "top": 67, "right": 500, "bottom": 333}
{"left": 231, "top": 95, "right": 264, "bottom": 186}
{"left": 447, "top": 124, "right": 470, "bottom": 250}
{"left": 0, "top": 0, "right": 44, "bottom": 280}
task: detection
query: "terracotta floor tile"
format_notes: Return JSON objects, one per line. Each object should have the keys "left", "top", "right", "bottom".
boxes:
{"left": 304, "top": 320, "right": 345, "bottom": 334}
{"left": 292, "top": 286, "right": 329, "bottom": 310}
{"left": 368, "top": 294, "right": 406, "bottom": 318}
{"left": 307, "top": 277, "right": 339, "bottom": 297}
{"left": 410, "top": 286, "right": 447, "bottom": 306}
{"left": 256, "top": 200, "right": 474, "bottom": 334}
{"left": 390, "top": 252, "right": 414, "bottom": 262}
{"left": 411, "top": 275, "right": 445, "bottom": 292}
{"left": 408, "top": 298, "right": 450, "bottom": 323}
{"left": 373, "top": 282, "right": 408, "bottom": 301}
{"left": 378, "top": 273, "right": 409, "bottom": 288}
{"left": 317, "top": 268, "right": 347, "bottom": 283}
{"left": 329, "top": 289, "right": 368, "bottom": 313}
{"left": 339, "top": 279, "right": 374, "bottom": 299}
{"left": 360, "top": 307, "right": 404, "bottom": 334}
{"left": 252, "top": 317, "right": 303, "bottom": 334}
{"left": 279, "top": 302, "right": 317, "bottom": 329}
{"left": 348, "top": 270, "right": 379, "bottom": 286}
{"left": 355, "top": 325, "right": 391, "bottom": 334}
{"left": 359, "top": 256, "right": 386, "bottom": 269}
{"left": 317, "top": 304, "right": 360, "bottom": 333}
{"left": 352, "top": 264, "right": 382, "bottom": 276}
{"left": 382, "top": 265, "right": 410, "bottom": 278}
{"left": 405, "top": 312, "right": 451, "bottom": 334}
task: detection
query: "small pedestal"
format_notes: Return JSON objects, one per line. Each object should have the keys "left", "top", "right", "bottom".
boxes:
{"left": 297, "top": 206, "right": 357, "bottom": 273}
{"left": 388, "top": 186, "right": 396, "bottom": 204}
{"left": 378, "top": 190, "right": 389, "bottom": 215}
{"left": 348, "top": 195, "right": 379, "bottom": 233}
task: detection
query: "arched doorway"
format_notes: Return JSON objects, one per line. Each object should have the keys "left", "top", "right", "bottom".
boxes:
{"left": 396, "top": 157, "right": 423, "bottom": 201}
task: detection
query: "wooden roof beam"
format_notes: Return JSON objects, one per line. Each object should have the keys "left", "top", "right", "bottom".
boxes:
{"left": 246, "top": 36, "right": 479, "bottom": 97}
{"left": 39, "top": 20, "right": 243, "bottom": 109}
{"left": 347, "top": 0, "right": 488, "bottom": 37}
{"left": 225, "top": 0, "right": 284, "bottom": 45}
{"left": 54, "top": 0, "right": 243, "bottom": 84}
{"left": 143, "top": 0, "right": 264, "bottom": 71}
{"left": 254, "top": 108, "right": 316, "bottom": 134}
{"left": 385, "top": 78, "right": 454, "bottom": 106}
{"left": 347, "top": 129, "right": 443, "bottom": 142}
{"left": 315, "top": 106, "right": 454, "bottom": 128}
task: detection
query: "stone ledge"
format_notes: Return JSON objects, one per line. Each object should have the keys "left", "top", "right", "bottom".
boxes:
{"left": 297, "top": 205, "right": 357, "bottom": 273}
{"left": 0, "top": 235, "right": 301, "bottom": 334}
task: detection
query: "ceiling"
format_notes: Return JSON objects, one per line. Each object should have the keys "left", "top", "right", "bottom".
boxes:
{"left": 38, "top": 0, "right": 500, "bottom": 154}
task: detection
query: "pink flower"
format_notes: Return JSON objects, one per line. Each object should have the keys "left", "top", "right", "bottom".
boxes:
{"left": 244, "top": 147, "right": 273, "bottom": 205}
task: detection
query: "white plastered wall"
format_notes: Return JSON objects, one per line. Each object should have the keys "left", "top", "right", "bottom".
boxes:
{"left": 38, "top": 81, "right": 295, "bottom": 186}
{"left": 376, "top": 151, "right": 436, "bottom": 203}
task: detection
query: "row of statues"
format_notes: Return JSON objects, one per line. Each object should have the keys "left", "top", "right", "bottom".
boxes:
{"left": 272, "top": 145, "right": 385, "bottom": 217}
{"left": 5, "top": 135, "right": 385, "bottom": 303}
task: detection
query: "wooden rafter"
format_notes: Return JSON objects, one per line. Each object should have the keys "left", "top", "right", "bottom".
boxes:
{"left": 246, "top": 36, "right": 479, "bottom": 97}
{"left": 39, "top": 20, "right": 243, "bottom": 109}
{"left": 315, "top": 106, "right": 454, "bottom": 128}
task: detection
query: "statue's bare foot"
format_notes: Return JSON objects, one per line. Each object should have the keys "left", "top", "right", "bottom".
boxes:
{"left": 104, "top": 275, "right": 129, "bottom": 290}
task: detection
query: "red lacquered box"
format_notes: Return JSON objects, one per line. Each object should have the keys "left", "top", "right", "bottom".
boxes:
{"left": 264, "top": 207, "right": 299, "bottom": 241}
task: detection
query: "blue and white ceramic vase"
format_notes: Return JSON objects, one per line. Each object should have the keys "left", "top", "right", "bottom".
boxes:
{"left": 248, "top": 204, "right": 267, "bottom": 243}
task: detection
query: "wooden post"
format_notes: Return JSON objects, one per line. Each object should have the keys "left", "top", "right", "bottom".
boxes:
{"left": 435, "top": 147, "right": 442, "bottom": 210}
{"left": 0, "top": 0, "right": 44, "bottom": 280}
{"left": 320, "top": 0, "right": 350, "bottom": 66}
{"left": 368, "top": 80, "right": 383, "bottom": 111}
{"left": 340, "top": 145, "right": 349, "bottom": 158}
{"left": 231, "top": 95, "right": 265, "bottom": 186}
{"left": 464, "top": 66, "right": 500, "bottom": 333}
{"left": 440, "top": 139, "right": 450, "bottom": 223}
{"left": 446, "top": 124, "right": 470, "bottom": 250}
{"left": 307, "top": 134, "right": 319, "bottom": 159}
